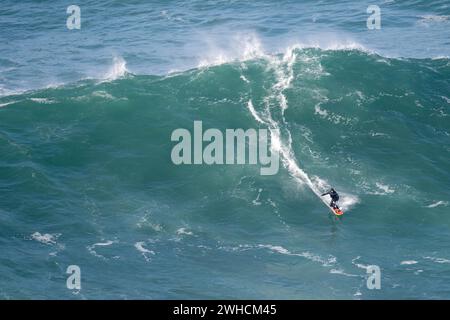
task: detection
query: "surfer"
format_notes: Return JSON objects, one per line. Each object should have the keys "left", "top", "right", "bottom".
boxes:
{"left": 321, "top": 188, "right": 340, "bottom": 209}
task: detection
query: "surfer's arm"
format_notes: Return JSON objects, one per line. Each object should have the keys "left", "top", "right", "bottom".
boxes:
{"left": 321, "top": 192, "right": 329, "bottom": 196}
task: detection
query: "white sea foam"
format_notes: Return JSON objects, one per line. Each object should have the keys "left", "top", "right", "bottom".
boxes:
{"left": 247, "top": 100, "right": 264, "bottom": 124}
{"left": 136, "top": 213, "right": 163, "bottom": 231}
{"left": 134, "top": 241, "right": 155, "bottom": 261}
{"left": 329, "top": 269, "right": 359, "bottom": 278}
{"left": 314, "top": 103, "right": 353, "bottom": 125}
{"left": 280, "top": 39, "right": 368, "bottom": 53}
{"left": 160, "top": 10, "right": 184, "bottom": 22}
{"left": 425, "top": 201, "right": 448, "bottom": 208}
{"left": 87, "top": 240, "right": 116, "bottom": 259}
{"left": 314, "top": 105, "right": 328, "bottom": 117}
{"left": 370, "top": 131, "right": 389, "bottom": 138}
{"left": 1, "top": 36, "right": 378, "bottom": 101}
{"left": 423, "top": 256, "right": 450, "bottom": 264}
{"left": 31, "top": 232, "right": 60, "bottom": 245}
{"left": 221, "top": 243, "right": 336, "bottom": 267}
{"left": 440, "top": 96, "right": 450, "bottom": 104}
{"left": 103, "top": 56, "right": 128, "bottom": 81}
{"left": 337, "top": 193, "right": 360, "bottom": 211}
{"left": 0, "top": 101, "right": 17, "bottom": 108}
{"left": 197, "top": 33, "right": 265, "bottom": 68}
{"left": 91, "top": 240, "right": 114, "bottom": 247}
{"left": 30, "top": 98, "right": 55, "bottom": 104}
{"left": 259, "top": 244, "right": 290, "bottom": 255}
{"left": 418, "top": 15, "right": 450, "bottom": 23}
{"left": 92, "top": 91, "right": 115, "bottom": 99}
{"left": 258, "top": 244, "right": 336, "bottom": 267}
{"left": 176, "top": 228, "right": 193, "bottom": 236}
{"left": 0, "top": 86, "right": 27, "bottom": 98}
{"left": 375, "top": 182, "right": 395, "bottom": 195}
{"left": 244, "top": 45, "right": 359, "bottom": 213}
{"left": 375, "top": 182, "right": 395, "bottom": 193}
{"left": 240, "top": 75, "right": 250, "bottom": 83}
{"left": 218, "top": 244, "right": 253, "bottom": 252}
{"left": 197, "top": 33, "right": 370, "bottom": 69}
{"left": 351, "top": 256, "right": 370, "bottom": 270}
{"left": 401, "top": 260, "right": 418, "bottom": 265}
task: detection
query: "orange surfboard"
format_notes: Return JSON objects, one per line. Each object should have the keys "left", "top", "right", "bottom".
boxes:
{"left": 333, "top": 207, "right": 344, "bottom": 216}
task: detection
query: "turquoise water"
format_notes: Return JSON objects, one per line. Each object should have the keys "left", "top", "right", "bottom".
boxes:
{"left": 1, "top": 1, "right": 450, "bottom": 299}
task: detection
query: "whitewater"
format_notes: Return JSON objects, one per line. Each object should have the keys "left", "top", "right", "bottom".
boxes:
{"left": 1, "top": 0, "right": 449, "bottom": 299}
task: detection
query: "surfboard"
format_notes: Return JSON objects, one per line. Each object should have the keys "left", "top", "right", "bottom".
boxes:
{"left": 333, "top": 207, "right": 344, "bottom": 216}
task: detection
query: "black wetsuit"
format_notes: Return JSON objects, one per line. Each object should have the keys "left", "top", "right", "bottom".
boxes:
{"left": 321, "top": 188, "right": 339, "bottom": 208}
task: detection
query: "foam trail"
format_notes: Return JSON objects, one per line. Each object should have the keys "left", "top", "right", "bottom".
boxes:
{"left": 352, "top": 256, "right": 370, "bottom": 270}
{"left": 176, "top": 228, "right": 193, "bottom": 236}
{"left": 0, "top": 101, "right": 18, "bottom": 108}
{"left": 266, "top": 48, "right": 330, "bottom": 204}
{"left": 134, "top": 241, "right": 155, "bottom": 262}
{"left": 401, "top": 260, "right": 418, "bottom": 265}
{"left": 258, "top": 244, "right": 337, "bottom": 267}
{"left": 425, "top": 201, "right": 448, "bottom": 208}
{"left": 423, "top": 256, "right": 450, "bottom": 264}
{"left": 87, "top": 240, "right": 115, "bottom": 259}
{"left": 247, "top": 100, "right": 264, "bottom": 124}
{"left": 245, "top": 46, "right": 358, "bottom": 212}
{"left": 91, "top": 240, "right": 114, "bottom": 247}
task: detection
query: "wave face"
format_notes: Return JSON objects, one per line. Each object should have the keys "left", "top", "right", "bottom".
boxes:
{"left": 1, "top": 0, "right": 450, "bottom": 95}
{"left": 1, "top": 47, "right": 449, "bottom": 299}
